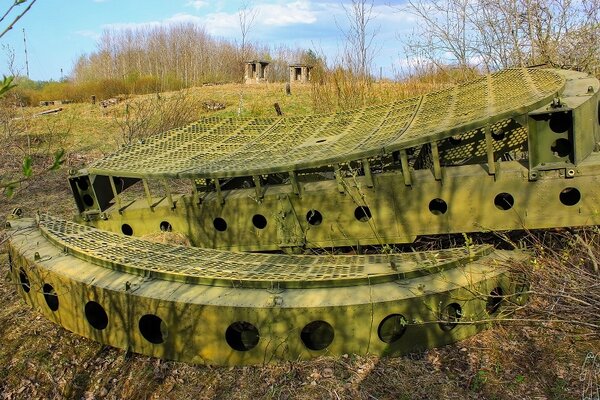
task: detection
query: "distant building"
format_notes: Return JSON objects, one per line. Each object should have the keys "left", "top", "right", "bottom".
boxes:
{"left": 289, "top": 64, "right": 312, "bottom": 84}
{"left": 245, "top": 60, "right": 269, "bottom": 84}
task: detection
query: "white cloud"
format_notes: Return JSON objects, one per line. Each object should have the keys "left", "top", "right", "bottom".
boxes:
{"left": 167, "top": 13, "right": 204, "bottom": 25}
{"left": 255, "top": 1, "right": 317, "bottom": 26}
{"left": 199, "top": 1, "right": 321, "bottom": 37}
{"left": 186, "top": 0, "right": 207, "bottom": 10}
{"left": 75, "top": 30, "right": 101, "bottom": 40}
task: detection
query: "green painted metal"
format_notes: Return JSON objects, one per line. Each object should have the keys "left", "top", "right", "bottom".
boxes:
{"left": 6, "top": 215, "right": 526, "bottom": 365}
{"left": 6, "top": 67, "right": 600, "bottom": 365}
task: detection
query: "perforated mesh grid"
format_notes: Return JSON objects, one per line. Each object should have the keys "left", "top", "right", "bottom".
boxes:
{"left": 89, "top": 69, "right": 564, "bottom": 179}
{"left": 439, "top": 119, "right": 528, "bottom": 166}
{"left": 38, "top": 215, "right": 490, "bottom": 289}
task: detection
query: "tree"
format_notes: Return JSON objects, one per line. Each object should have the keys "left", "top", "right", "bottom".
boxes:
{"left": 237, "top": 0, "right": 258, "bottom": 115}
{"left": 339, "top": 0, "right": 379, "bottom": 78}
{"left": 400, "top": 0, "right": 600, "bottom": 74}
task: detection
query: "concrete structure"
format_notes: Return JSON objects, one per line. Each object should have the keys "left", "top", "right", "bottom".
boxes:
{"left": 245, "top": 60, "right": 269, "bottom": 84}
{"left": 289, "top": 64, "right": 312, "bottom": 83}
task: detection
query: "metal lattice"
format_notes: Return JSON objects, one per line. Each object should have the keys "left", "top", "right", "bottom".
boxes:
{"left": 88, "top": 68, "right": 564, "bottom": 179}
{"left": 38, "top": 215, "right": 491, "bottom": 289}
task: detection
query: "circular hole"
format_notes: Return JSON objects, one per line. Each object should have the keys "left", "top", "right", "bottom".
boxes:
{"left": 428, "top": 198, "right": 448, "bottom": 215}
{"left": 225, "top": 321, "right": 259, "bottom": 351}
{"left": 439, "top": 303, "right": 462, "bottom": 331}
{"left": 213, "top": 217, "right": 227, "bottom": 232}
{"left": 77, "top": 178, "right": 89, "bottom": 191}
{"left": 121, "top": 224, "right": 133, "bottom": 236}
{"left": 159, "top": 221, "right": 172, "bottom": 232}
{"left": 560, "top": 187, "right": 581, "bottom": 206}
{"left": 85, "top": 301, "right": 108, "bottom": 330}
{"left": 306, "top": 209, "right": 323, "bottom": 226}
{"left": 252, "top": 214, "right": 267, "bottom": 229}
{"left": 43, "top": 283, "right": 59, "bottom": 312}
{"left": 486, "top": 287, "right": 504, "bottom": 315}
{"left": 378, "top": 314, "right": 408, "bottom": 344}
{"left": 354, "top": 206, "right": 372, "bottom": 222}
{"left": 300, "top": 320, "right": 334, "bottom": 351}
{"left": 551, "top": 138, "right": 572, "bottom": 158}
{"left": 19, "top": 269, "right": 30, "bottom": 293}
{"left": 139, "top": 314, "right": 167, "bottom": 344}
{"left": 494, "top": 193, "right": 514, "bottom": 210}
{"left": 549, "top": 112, "right": 571, "bottom": 133}
{"left": 82, "top": 194, "right": 94, "bottom": 207}
{"left": 491, "top": 128, "right": 505, "bottom": 141}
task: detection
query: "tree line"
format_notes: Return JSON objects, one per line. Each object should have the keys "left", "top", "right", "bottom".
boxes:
{"left": 72, "top": 22, "right": 309, "bottom": 91}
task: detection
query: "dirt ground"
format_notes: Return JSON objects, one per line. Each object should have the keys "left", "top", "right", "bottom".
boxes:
{"left": 0, "top": 93, "right": 598, "bottom": 400}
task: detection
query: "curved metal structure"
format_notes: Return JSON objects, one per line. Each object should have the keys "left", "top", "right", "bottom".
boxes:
{"left": 88, "top": 69, "right": 564, "bottom": 178}
{"left": 7, "top": 214, "right": 525, "bottom": 365}
{"left": 6, "top": 67, "right": 600, "bottom": 365}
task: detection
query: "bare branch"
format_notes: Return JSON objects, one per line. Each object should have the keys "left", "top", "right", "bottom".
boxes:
{"left": 0, "top": 0, "right": 36, "bottom": 39}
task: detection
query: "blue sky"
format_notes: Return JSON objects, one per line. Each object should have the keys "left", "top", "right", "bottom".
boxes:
{"left": 0, "top": 0, "right": 412, "bottom": 81}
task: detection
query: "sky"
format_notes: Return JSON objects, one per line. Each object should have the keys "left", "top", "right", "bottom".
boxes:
{"left": 0, "top": 0, "right": 414, "bottom": 81}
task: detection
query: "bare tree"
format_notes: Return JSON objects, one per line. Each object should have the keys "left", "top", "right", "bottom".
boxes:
{"left": 339, "top": 0, "right": 379, "bottom": 78}
{"left": 237, "top": 1, "right": 258, "bottom": 115}
{"left": 400, "top": 0, "right": 600, "bottom": 74}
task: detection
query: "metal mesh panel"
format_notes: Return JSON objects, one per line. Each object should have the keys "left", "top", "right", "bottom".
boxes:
{"left": 38, "top": 215, "right": 490, "bottom": 289}
{"left": 88, "top": 69, "right": 564, "bottom": 179}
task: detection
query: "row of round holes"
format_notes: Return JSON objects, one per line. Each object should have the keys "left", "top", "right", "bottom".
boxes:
{"left": 429, "top": 187, "right": 581, "bottom": 215}
{"left": 18, "top": 269, "right": 507, "bottom": 351}
{"left": 119, "top": 188, "right": 581, "bottom": 236}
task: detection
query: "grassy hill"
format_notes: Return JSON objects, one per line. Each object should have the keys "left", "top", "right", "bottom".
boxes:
{"left": 0, "top": 80, "right": 597, "bottom": 400}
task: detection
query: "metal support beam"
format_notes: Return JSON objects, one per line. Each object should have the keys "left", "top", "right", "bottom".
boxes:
{"left": 214, "top": 178, "right": 224, "bottom": 205}
{"left": 191, "top": 179, "right": 201, "bottom": 205}
{"left": 163, "top": 179, "right": 175, "bottom": 209}
{"left": 431, "top": 141, "right": 442, "bottom": 181}
{"left": 108, "top": 176, "right": 122, "bottom": 212}
{"left": 289, "top": 171, "right": 301, "bottom": 197}
{"left": 142, "top": 179, "right": 154, "bottom": 211}
{"left": 363, "top": 159, "right": 374, "bottom": 188}
{"left": 400, "top": 150, "right": 412, "bottom": 186}
{"left": 484, "top": 124, "right": 496, "bottom": 176}
{"left": 334, "top": 164, "right": 345, "bottom": 194}
{"left": 252, "top": 175, "right": 263, "bottom": 200}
